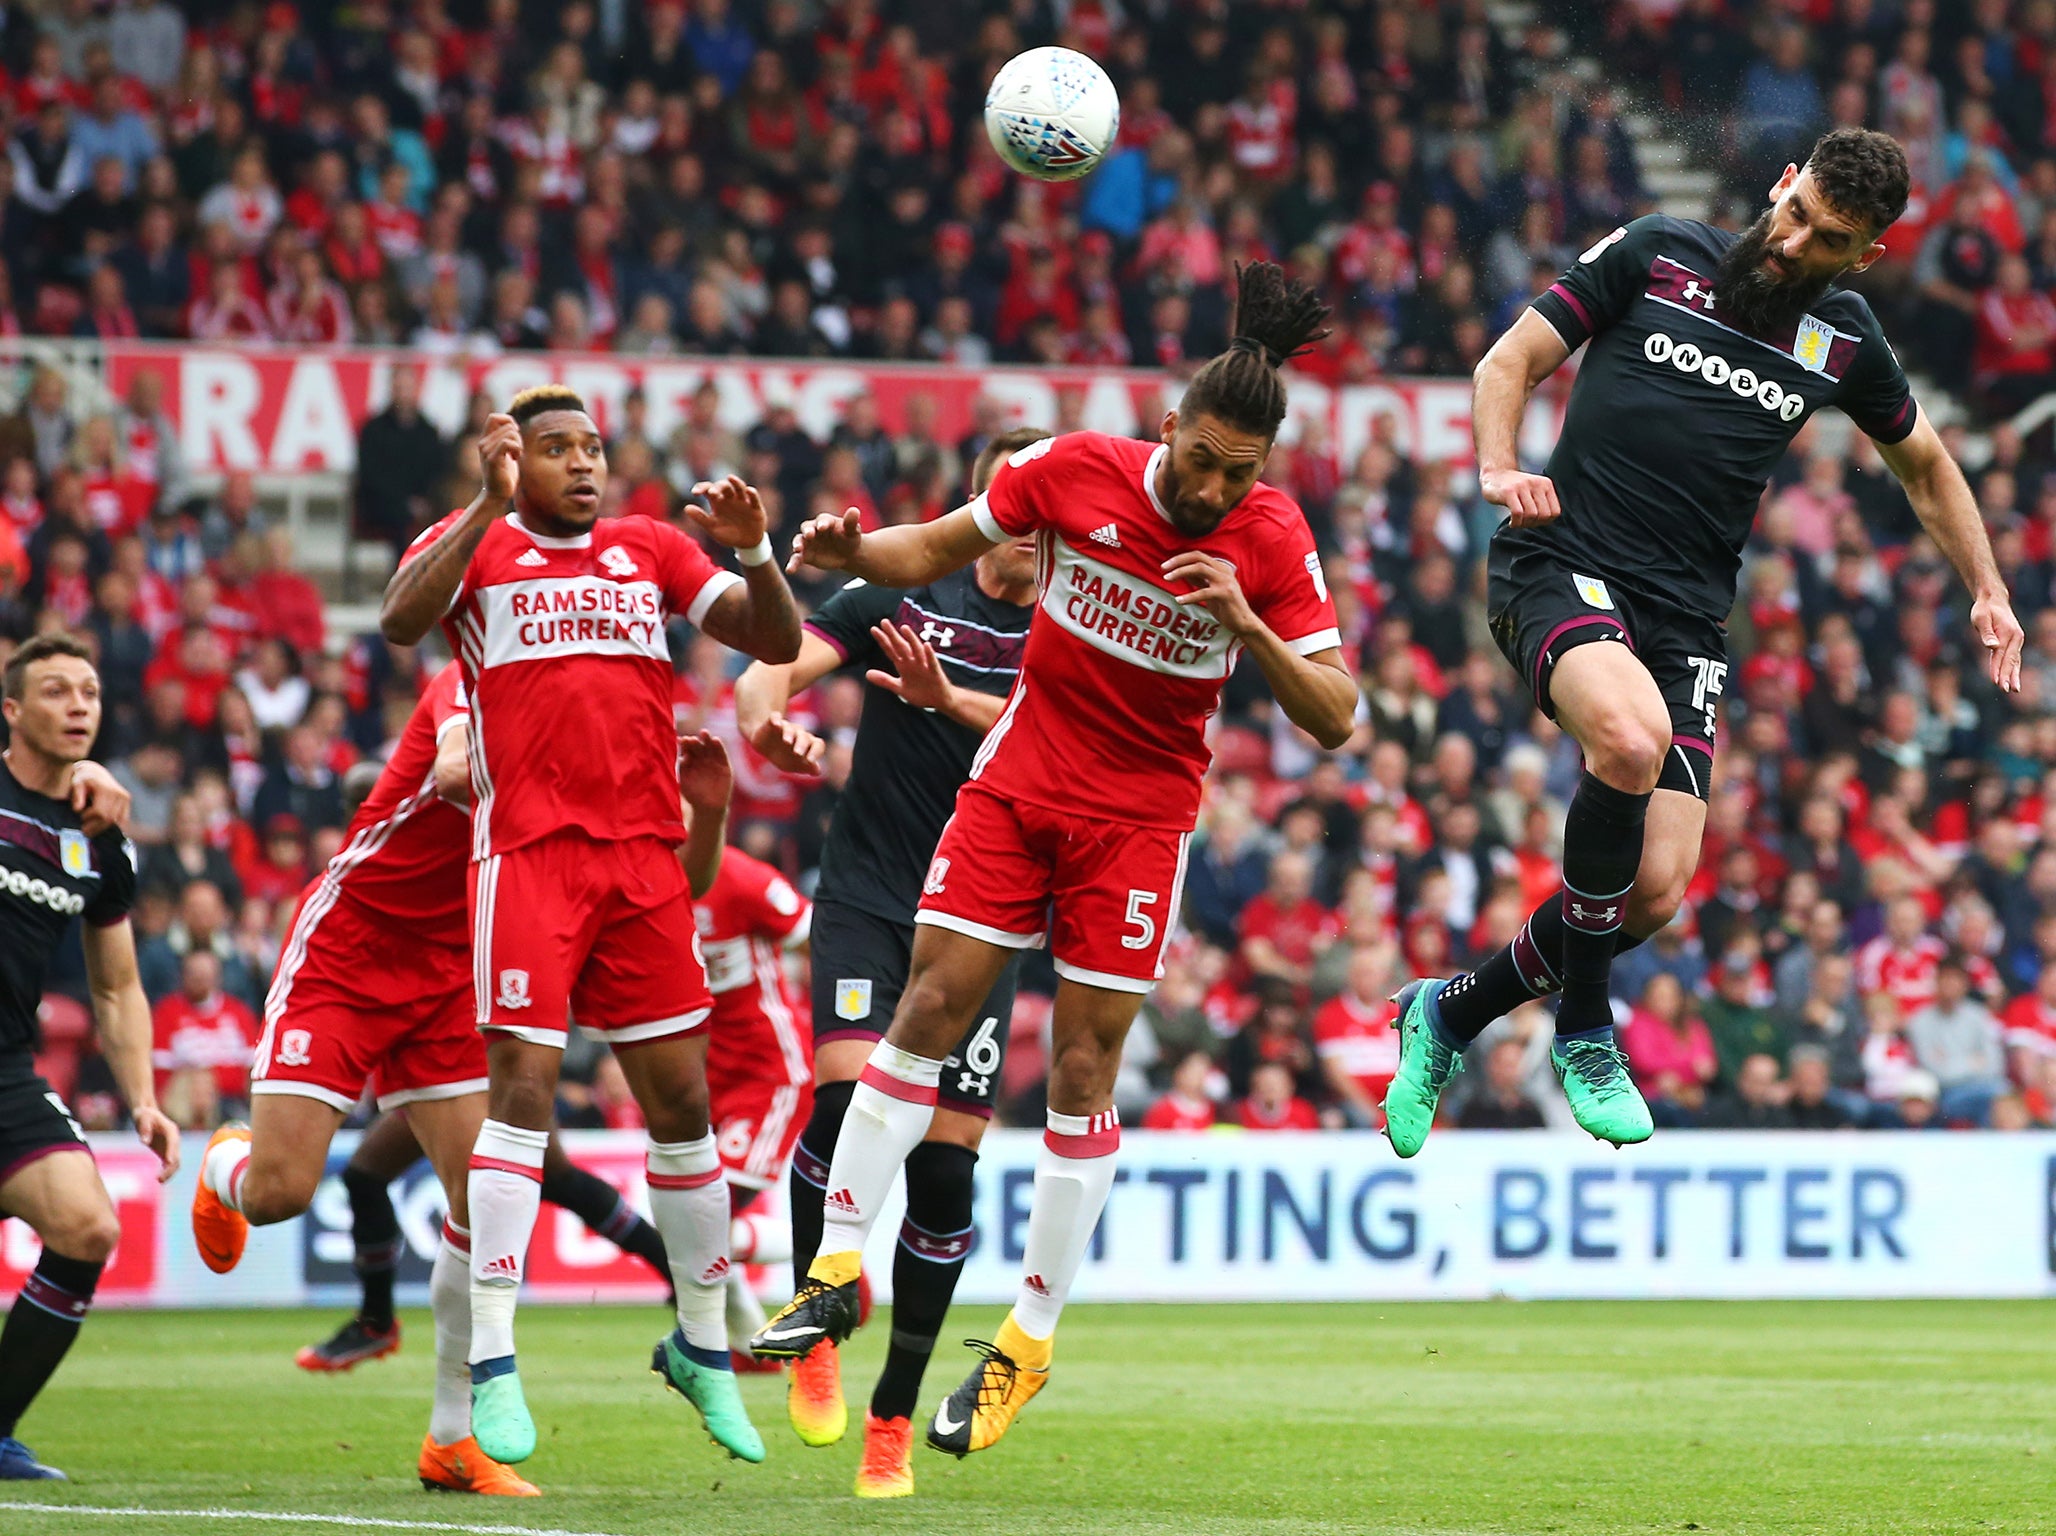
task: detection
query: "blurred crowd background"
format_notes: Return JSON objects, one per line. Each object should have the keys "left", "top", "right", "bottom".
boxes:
{"left": 2, "top": 0, "right": 2054, "bottom": 1141}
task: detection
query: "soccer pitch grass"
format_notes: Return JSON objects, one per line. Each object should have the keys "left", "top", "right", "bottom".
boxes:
{"left": 8, "top": 1301, "right": 2054, "bottom": 1536}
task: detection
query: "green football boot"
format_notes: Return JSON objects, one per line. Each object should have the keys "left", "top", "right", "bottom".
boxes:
{"left": 469, "top": 1361, "right": 536, "bottom": 1465}
{"left": 652, "top": 1330, "right": 767, "bottom": 1463}
{"left": 1551, "top": 1026, "right": 1655, "bottom": 1146}
{"left": 1381, "top": 979, "right": 1464, "bottom": 1158}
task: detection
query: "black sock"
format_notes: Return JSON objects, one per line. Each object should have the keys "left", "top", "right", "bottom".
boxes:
{"left": 0, "top": 1249, "right": 103, "bottom": 1438}
{"left": 1556, "top": 772, "right": 1650, "bottom": 1032}
{"left": 541, "top": 1161, "right": 671, "bottom": 1282}
{"left": 1439, "top": 898, "right": 1654, "bottom": 1044}
{"left": 872, "top": 1141, "right": 976, "bottom": 1423}
{"left": 789, "top": 1079, "right": 854, "bottom": 1292}
{"left": 343, "top": 1164, "right": 401, "bottom": 1330}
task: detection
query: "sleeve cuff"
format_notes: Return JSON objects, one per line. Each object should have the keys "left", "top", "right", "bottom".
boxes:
{"left": 1285, "top": 627, "right": 1343, "bottom": 657}
{"left": 782, "top": 907, "right": 813, "bottom": 950}
{"left": 1531, "top": 287, "right": 1591, "bottom": 349}
{"left": 802, "top": 620, "right": 848, "bottom": 662}
{"left": 686, "top": 570, "right": 746, "bottom": 629}
{"left": 967, "top": 494, "right": 1012, "bottom": 544}
{"left": 434, "top": 713, "right": 468, "bottom": 741}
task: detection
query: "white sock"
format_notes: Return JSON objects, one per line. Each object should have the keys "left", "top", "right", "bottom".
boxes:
{"left": 429, "top": 1219, "right": 472, "bottom": 1445}
{"left": 726, "top": 1269, "right": 768, "bottom": 1349}
{"left": 467, "top": 1119, "right": 547, "bottom": 1365}
{"left": 1012, "top": 1108, "right": 1121, "bottom": 1339}
{"left": 646, "top": 1135, "right": 731, "bottom": 1358}
{"left": 817, "top": 1042, "right": 942, "bottom": 1257}
{"left": 730, "top": 1209, "right": 791, "bottom": 1266}
{"left": 204, "top": 1134, "right": 251, "bottom": 1213}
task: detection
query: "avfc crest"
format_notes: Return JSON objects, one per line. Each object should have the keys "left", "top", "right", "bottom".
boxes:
{"left": 1793, "top": 315, "right": 1833, "bottom": 375}
{"left": 58, "top": 829, "right": 91, "bottom": 878}
{"left": 834, "top": 978, "right": 873, "bottom": 1021}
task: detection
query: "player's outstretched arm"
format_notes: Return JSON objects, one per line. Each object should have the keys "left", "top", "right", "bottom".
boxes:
{"left": 1473, "top": 309, "right": 1573, "bottom": 528}
{"left": 787, "top": 504, "right": 999, "bottom": 588}
{"left": 735, "top": 632, "right": 843, "bottom": 777}
{"left": 1163, "top": 552, "right": 1358, "bottom": 750}
{"left": 691, "top": 476, "right": 804, "bottom": 664}
{"left": 380, "top": 413, "right": 521, "bottom": 644}
{"left": 1876, "top": 410, "right": 2025, "bottom": 693}
{"left": 676, "top": 730, "right": 732, "bottom": 898}
{"left": 81, "top": 918, "right": 179, "bottom": 1179}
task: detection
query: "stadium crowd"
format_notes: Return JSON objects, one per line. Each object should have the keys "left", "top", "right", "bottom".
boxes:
{"left": 0, "top": 1, "right": 2053, "bottom": 1140}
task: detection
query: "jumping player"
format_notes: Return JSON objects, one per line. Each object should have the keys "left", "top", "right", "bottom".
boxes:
{"left": 0, "top": 635, "right": 176, "bottom": 1482}
{"left": 692, "top": 844, "right": 811, "bottom": 1364}
{"left": 1382, "top": 129, "right": 2023, "bottom": 1151}
{"left": 733, "top": 428, "right": 1039, "bottom": 1497}
{"left": 753, "top": 264, "right": 1357, "bottom": 1459}
{"left": 378, "top": 386, "right": 802, "bottom": 1468}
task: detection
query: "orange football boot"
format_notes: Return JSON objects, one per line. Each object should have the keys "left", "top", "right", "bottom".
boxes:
{"left": 854, "top": 1412, "right": 914, "bottom": 1498}
{"left": 190, "top": 1123, "right": 251, "bottom": 1274}
{"left": 417, "top": 1435, "right": 540, "bottom": 1496}
{"left": 787, "top": 1337, "right": 847, "bottom": 1446}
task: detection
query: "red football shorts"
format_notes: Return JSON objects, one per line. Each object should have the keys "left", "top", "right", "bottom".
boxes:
{"left": 471, "top": 831, "right": 713, "bottom": 1047}
{"left": 712, "top": 1075, "right": 812, "bottom": 1190}
{"left": 915, "top": 783, "right": 1188, "bottom": 993}
{"left": 252, "top": 886, "right": 485, "bottom": 1114}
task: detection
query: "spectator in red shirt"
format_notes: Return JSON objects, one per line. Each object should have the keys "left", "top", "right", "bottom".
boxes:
{"left": 1141, "top": 1051, "right": 1220, "bottom": 1132}
{"left": 1234, "top": 1061, "right": 1322, "bottom": 1131}
{"left": 249, "top": 528, "right": 326, "bottom": 656}
{"left": 1311, "top": 943, "right": 1401, "bottom": 1127}
{"left": 242, "top": 812, "right": 312, "bottom": 907}
{"left": 150, "top": 948, "right": 260, "bottom": 1121}
{"left": 1973, "top": 255, "right": 2056, "bottom": 415}
{"left": 1857, "top": 895, "right": 1947, "bottom": 1014}
{"left": 1239, "top": 848, "right": 1341, "bottom": 993}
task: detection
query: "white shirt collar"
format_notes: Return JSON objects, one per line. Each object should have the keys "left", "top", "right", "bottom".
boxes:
{"left": 509, "top": 513, "right": 592, "bottom": 549}
{"left": 1142, "top": 442, "right": 1176, "bottom": 527}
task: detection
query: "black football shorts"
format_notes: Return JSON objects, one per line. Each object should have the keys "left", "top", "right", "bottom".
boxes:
{"left": 0, "top": 1066, "right": 93, "bottom": 1188}
{"left": 1487, "top": 541, "right": 1728, "bottom": 802}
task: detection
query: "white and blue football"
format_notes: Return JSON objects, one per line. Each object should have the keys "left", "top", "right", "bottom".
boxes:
{"left": 983, "top": 46, "right": 1121, "bottom": 183}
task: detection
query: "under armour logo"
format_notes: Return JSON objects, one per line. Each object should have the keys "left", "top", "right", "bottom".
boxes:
{"left": 515, "top": 548, "right": 548, "bottom": 567}
{"left": 599, "top": 545, "right": 638, "bottom": 577}
{"left": 1569, "top": 901, "right": 1620, "bottom": 924}
{"left": 1681, "top": 279, "right": 1717, "bottom": 312}
{"left": 919, "top": 621, "right": 955, "bottom": 649}
{"left": 1088, "top": 523, "right": 1121, "bottom": 549}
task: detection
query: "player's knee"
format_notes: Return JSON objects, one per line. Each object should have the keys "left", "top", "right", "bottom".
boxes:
{"left": 1584, "top": 719, "right": 1666, "bottom": 793}
{"left": 48, "top": 1206, "right": 122, "bottom": 1263}
{"left": 1627, "top": 882, "right": 1684, "bottom": 936}
{"left": 1045, "top": 1033, "right": 1118, "bottom": 1113}
{"left": 487, "top": 1068, "right": 556, "bottom": 1129}
{"left": 240, "top": 1159, "right": 321, "bottom": 1225}
{"left": 890, "top": 969, "right": 971, "bottom": 1054}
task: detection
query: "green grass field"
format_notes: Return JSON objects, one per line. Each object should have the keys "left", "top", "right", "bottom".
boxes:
{"left": 5, "top": 1301, "right": 2053, "bottom": 1535}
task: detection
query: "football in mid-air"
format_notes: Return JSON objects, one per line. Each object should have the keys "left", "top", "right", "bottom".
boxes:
{"left": 983, "top": 46, "right": 1120, "bottom": 182}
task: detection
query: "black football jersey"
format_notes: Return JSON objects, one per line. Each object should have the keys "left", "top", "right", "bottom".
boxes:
{"left": 1505, "top": 214, "right": 1916, "bottom": 622}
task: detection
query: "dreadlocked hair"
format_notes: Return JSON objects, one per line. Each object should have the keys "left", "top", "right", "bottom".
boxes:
{"left": 1178, "top": 262, "right": 1332, "bottom": 438}
{"left": 508, "top": 384, "right": 587, "bottom": 427}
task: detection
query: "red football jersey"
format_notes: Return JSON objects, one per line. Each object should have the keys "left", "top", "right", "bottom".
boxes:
{"left": 696, "top": 847, "right": 812, "bottom": 1094}
{"left": 411, "top": 511, "right": 742, "bottom": 858}
{"left": 1855, "top": 934, "right": 1945, "bottom": 1015}
{"left": 312, "top": 661, "right": 471, "bottom": 945}
{"left": 1312, "top": 992, "right": 1401, "bottom": 1102}
{"left": 972, "top": 433, "right": 1339, "bottom": 830}
{"left": 151, "top": 990, "right": 261, "bottom": 1101}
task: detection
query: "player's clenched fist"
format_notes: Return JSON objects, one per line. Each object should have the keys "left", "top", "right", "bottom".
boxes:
{"left": 1480, "top": 467, "right": 1561, "bottom": 529}
{"left": 787, "top": 508, "right": 864, "bottom": 573}
{"left": 689, "top": 475, "right": 768, "bottom": 550}
{"left": 477, "top": 413, "right": 522, "bottom": 504}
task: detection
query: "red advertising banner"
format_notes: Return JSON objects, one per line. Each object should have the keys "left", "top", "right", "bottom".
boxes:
{"left": 102, "top": 342, "right": 1565, "bottom": 481}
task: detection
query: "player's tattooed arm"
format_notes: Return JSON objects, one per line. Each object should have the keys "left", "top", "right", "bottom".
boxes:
{"left": 692, "top": 476, "right": 804, "bottom": 663}
{"left": 866, "top": 620, "right": 1006, "bottom": 733}
{"left": 735, "top": 632, "right": 842, "bottom": 777}
{"left": 675, "top": 729, "right": 732, "bottom": 898}
{"left": 1163, "top": 552, "right": 1358, "bottom": 750}
{"left": 380, "top": 413, "right": 520, "bottom": 644}
{"left": 1472, "top": 309, "right": 1573, "bottom": 528}
{"left": 80, "top": 918, "right": 180, "bottom": 1179}
{"left": 1876, "top": 410, "right": 2025, "bottom": 693}
{"left": 787, "top": 504, "right": 999, "bottom": 587}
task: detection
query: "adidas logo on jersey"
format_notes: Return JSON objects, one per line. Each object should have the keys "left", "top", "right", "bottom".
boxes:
{"left": 514, "top": 547, "right": 548, "bottom": 567}
{"left": 1641, "top": 331, "right": 1808, "bottom": 421}
{"left": 824, "top": 1187, "right": 860, "bottom": 1216}
{"left": 481, "top": 1254, "right": 521, "bottom": 1282}
{"left": 1088, "top": 523, "right": 1121, "bottom": 549}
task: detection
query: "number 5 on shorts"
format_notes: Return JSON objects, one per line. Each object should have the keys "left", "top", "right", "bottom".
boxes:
{"left": 1121, "top": 889, "right": 1158, "bottom": 951}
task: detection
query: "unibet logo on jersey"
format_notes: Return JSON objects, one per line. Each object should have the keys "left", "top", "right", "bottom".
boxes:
{"left": 1641, "top": 331, "right": 1808, "bottom": 421}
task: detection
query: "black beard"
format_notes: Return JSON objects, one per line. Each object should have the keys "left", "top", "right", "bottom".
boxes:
{"left": 1712, "top": 211, "right": 1838, "bottom": 335}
